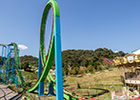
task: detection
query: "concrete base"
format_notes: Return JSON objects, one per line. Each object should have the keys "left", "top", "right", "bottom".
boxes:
{"left": 47, "top": 93, "right": 55, "bottom": 96}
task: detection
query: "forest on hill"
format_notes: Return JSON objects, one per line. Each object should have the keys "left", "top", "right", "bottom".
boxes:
{"left": 20, "top": 55, "right": 38, "bottom": 66}
{"left": 0, "top": 48, "right": 126, "bottom": 70}
{"left": 20, "top": 55, "right": 38, "bottom": 69}
{"left": 62, "top": 48, "right": 126, "bottom": 67}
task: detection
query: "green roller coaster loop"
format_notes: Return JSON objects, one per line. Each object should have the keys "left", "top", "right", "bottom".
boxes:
{"left": 11, "top": 0, "right": 97, "bottom": 99}
{"left": 10, "top": 0, "right": 58, "bottom": 92}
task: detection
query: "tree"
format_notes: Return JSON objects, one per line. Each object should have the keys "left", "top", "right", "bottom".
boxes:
{"left": 88, "top": 60, "right": 93, "bottom": 66}
{"left": 72, "top": 63, "right": 79, "bottom": 69}
{"left": 97, "top": 65, "right": 103, "bottom": 71}
{"left": 61, "top": 49, "right": 125, "bottom": 69}
{"left": 78, "top": 69, "right": 84, "bottom": 74}
{"left": 117, "top": 51, "right": 125, "bottom": 57}
{"left": 20, "top": 55, "right": 38, "bottom": 67}
{"left": 63, "top": 64, "right": 68, "bottom": 76}
{"left": 83, "top": 68, "right": 88, "bottom": 73}
{"left": 104, "top": 63, "right": 111, "bottom": 70}
{"left": 87, "top": 65, "right": 94, "bottom": 72}
{"left": 71, "top": 67, "right": 79, "bottom": 75}
{"left": 70, "top": 69, "right": 76, "bottom": 75}
{"left": 21, "top": 61, "right": 29, "bottom": 69}
{"left": 93, "top": 62, "right": 99, "bottom": 70}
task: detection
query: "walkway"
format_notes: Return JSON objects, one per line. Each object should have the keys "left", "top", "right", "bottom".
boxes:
{"left": 0, "top": 84, "right": 23, "bottom": 100}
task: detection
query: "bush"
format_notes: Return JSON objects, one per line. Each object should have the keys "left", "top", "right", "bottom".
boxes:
{"left": 78, "top": 69, "right": 84, "bottom": 74}
{"left": 87, "top": 65, "right": 94, "bottom": 72}
{"left": 70, "top": 67, "right": 79, "bottom": 75}
{"left": 97, "top": 65, "right": 103, "bottom": 71}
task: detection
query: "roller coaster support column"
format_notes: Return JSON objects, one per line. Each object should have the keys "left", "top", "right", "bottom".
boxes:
{"left": 37, "top": 50, "right": 45, "bottom": 97}
{"left": 55, "top": 16, "right": 64, "bottom": 100}
{"left": 19, "top": 84, "right": 21, "bottom": 88}
{"left": 0, "top": 46, "right": 4, "bottom": 82}
{"left": 2, "top": 46, "right": 7, "bottom": 83}
{"left": 0, "top": 46, "right": 4, "bottom": 76}
{"left": 15, "top": 76, "right": 18, "bottom": 87}
{"left": 47, "top": 82, "right": 55, "bottom": 96}
{"left": 6, "top": 45, "right": 10, "bottom": 85}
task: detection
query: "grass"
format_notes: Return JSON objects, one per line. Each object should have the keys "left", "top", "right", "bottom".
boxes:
{"left": 64, "top": 67, "right": 127, "bottom": 85}
{"left": 21, "top": 71, "right": 56, "bottom": 100}
{"left": 1, "top": 67, "right": 129, "bottom": 100}
{"left": 63, "top": 67, "right": 128, "bottom": 99}
{"left": 21, "top": 71, "right": 37, "bottom": 80}
{"left": 70, "top": 85, "right": 124, "bottom": 99}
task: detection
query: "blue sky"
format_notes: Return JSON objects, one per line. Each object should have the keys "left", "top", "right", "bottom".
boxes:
{"left": 0, "top": 0, "right": 140, "bottom": 57}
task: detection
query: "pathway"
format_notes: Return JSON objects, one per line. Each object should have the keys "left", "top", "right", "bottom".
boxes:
{"left": 0, "top": 84, "right": 23, "bottom": 100}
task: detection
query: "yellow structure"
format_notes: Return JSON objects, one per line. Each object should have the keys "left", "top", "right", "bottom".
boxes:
{"left": 114, "top": 54, "right": 140, "bottom": 87}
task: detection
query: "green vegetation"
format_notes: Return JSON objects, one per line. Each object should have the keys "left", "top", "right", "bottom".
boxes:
{"left": 87, "top": 65, "right": 94, "bottom": 72}
{"left": 63, "top": 67, "right": 127, "bottom": 99}
{"left": 21, "top": 61, "right": 29, "bottom": 69}
{"left": 20, "top": 55, "right": 38, "bottom": 69}
{"left": 62, "top": 48, "right": 125, "bottom": 67}
{"left": 62, "top": 48, "right": 125, "bottom": 76}
{"left": 2, "top": 67, "right": 128, "bottom": 99}
{"left": 0, "top": 48, "right": 127, "bottom": 99}
{"left": 22, "top": 71, "right": 37, "bottom": 79}
{"left": 0, "top": 48, "right": 125, "bottom": 72}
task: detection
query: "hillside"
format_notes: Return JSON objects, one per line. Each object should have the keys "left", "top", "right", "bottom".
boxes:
{"left": 62, "top": 48, "right": 125, "bottom": 67}
{"left": 64, "top": 67, "right": 127, "bottom": 99}
{"left": 0, "top": 48, "right": 126, "bottom": 69}
{"left": 20, "top": 55, "right": 38, "bottom": 66}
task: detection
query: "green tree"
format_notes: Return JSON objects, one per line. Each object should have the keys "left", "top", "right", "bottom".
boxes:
{"left": 63, "top": 64, "right": 68, "bottom": 76}
{"left": 97, "top": 65, "right": 103, "bottom": 71}
{"left": 62, "top": 48, "right": 126, "bottom": 69}
{"left": 71, "top": 67, "right": 79, "bottom": 75}
{"left": 21, "top": 61, "right": 29, "bottom": 69}
{"left": 70, "top": 69, "right": 76, "bottom": 75}
{"left": 78, "top": 69, "right": 84, "bottom": 74}
{"left": 20, "top": 55, "right": 38, "bottom": 67}
{"left": 88, "top": 60, "right": 93, "bottom": 66}
{"left": 83, "top": 68, "right": 88, "bottom": 73}
{"left": 87, "top": 65, "right": 94, "bottom": 72}
{"left": 117, "top": 51, "right": 125, "bottom": 57}
{"left": 72, "top": 63, "right": 79, "bottom": 69}
{"left": 104, "top": 63, "right": 111, "bottom": 70}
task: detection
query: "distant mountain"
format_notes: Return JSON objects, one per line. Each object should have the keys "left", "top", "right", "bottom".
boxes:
{"left": 20, "top": 55, "right": 38, "bottom": 66}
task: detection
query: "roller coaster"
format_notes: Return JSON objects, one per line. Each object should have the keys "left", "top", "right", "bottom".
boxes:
{"left": 0, "top": 0, "right": 98, "bottom": 99}
{"left": 1, "top": 0, "right": 139, "bottom": 100}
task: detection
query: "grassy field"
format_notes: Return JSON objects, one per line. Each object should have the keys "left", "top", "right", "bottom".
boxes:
{"left": 64, "top": 67, "right": 126, "bottom": 86}
{"left": 4, "top": 67, "right": 128, "bottom": 100}
{"left": 63, "top": 67, "right": 128, "bottom": 99}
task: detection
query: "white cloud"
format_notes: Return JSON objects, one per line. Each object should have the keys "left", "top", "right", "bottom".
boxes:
{"left": 18, "top": 44, "right": 28, "bottom": 50}
{"left": 114, "top": 51, "right": 119, "bottom": 53}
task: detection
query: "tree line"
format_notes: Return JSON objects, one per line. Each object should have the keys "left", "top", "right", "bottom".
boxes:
{"left": 62, "top": 48, "right": 125, "bottom": 67}
{"left": 0, "top": 48, "right": 126, "bottom": 74}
